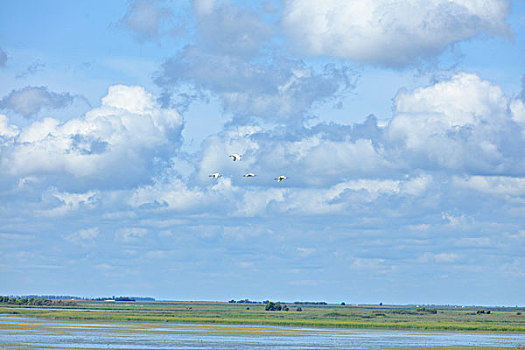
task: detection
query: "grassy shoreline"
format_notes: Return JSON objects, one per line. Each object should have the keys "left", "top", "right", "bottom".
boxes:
{"left": 1, "top": 301, "right": 525, "bottom": 333}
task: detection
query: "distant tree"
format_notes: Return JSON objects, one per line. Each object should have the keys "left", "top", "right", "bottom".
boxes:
{"left": 341, "top": 302, "right": 345, "bottom": 306}
{"left": 296, "top": 307, "right": 302, "bottom": 312}
{"left": 265, "top": 302, "right": 275, "bottom": 311}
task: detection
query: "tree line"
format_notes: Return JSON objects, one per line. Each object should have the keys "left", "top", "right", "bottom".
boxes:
{"left": 0, "top": 296, "right": 77, "bottom": 306}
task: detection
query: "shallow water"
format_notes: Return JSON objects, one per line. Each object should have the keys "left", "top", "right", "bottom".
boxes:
{"left": 1, "top": 315, "right": 524, "bottom": 349}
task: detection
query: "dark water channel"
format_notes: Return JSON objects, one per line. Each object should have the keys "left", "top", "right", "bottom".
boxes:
{"left": 1, "top": 315, "right": 524, "bottom": 349}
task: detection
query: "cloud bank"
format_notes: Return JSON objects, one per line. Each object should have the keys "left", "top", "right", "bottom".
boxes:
{"left": 127, "top": 73, "right": 525, "bottom": 220}
{"left": 0, "top": 85, "right": 183, "bottom": 190}
{"left": 156, "top": 47, "right": 357, "bottom": 124}
{"left": 282, "top": 0, "right": 510, "bottom": 66}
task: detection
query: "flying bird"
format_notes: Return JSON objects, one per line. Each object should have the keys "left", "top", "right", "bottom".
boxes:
{"left": 209, "top": 173, "right": 222, "bottom": 179}
{"left": 229, "top": 154, "right": 242, "bottom": 161}
{"left": 243, "top": 173, "right": 256, "bottom": 177}
{"left": 275, "top": 176, "right": 287, "bottom": 182}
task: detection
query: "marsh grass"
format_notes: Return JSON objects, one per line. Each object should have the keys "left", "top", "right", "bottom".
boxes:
{"left": 1, "top": 301, "right": 524, "bottom": 332}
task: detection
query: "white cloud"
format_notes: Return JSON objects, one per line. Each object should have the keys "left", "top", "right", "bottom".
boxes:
{"left": 280, "top": 176, "right": 428, "bottom": 215}
{"left": 222, "top": 225, "right": 270, "bottom": 240}
{"left": 120, "top": 0, "right": 174, "bottom": 42}
{"left": 0, "top": 114, "right": 19, "bottom": 145}
{"left": 297, "top": 247, "right": 316, "bottom": 257}
{"left": 38, "top": 190, "right": 97, "bottom": 217}
{"left": 420, "top": 252, "right": 459, "bottom": 263}
{"left": 454, "top": 237, "right": 492, "bottom": 247}
{"left": 0, "top": 85, "right": 183, "bottom": 189}
{"left": 130, "top": 72, "right": 524, "bottom": 219}
{"left": 193, "top": 0, "right": 215, "bottom": 15}
{"left": 197, "top": 125, "right": 263, "bottom": 182}
{"left": 453, "top": 175, "right": 525, "bottom": 196}
{"left": 144, "top": 250, "right": 171, "bottom": 259}
{"left": 115, "top": 227, "right": 148, "bottom": 242}
{"left": 65, "top": 227, "right": 99, "bottom": 246}
{"left": 387, "top": 73, "right": 524, "bottom": 173}
{"left": 0, "top": 86, "right": 74, "bottom": 117}
{"left": 129, "top": 178, "right": 207, "bottom": 211}
{"left": 282, "top": 0, "right": 510, "bottom": 66}
{"left": 510, "top": 99, "right": 525, "bottom": 135}
{"left": 235, "top": 187, "right": 286, "bottom": 216}
{"left": 441, "top": 212, "right": 468, "bottom": 226}
{"left": 349, "top": 257, "right": 395, "bottom": 274}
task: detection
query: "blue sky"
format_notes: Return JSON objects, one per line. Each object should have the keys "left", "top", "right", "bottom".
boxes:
{"left": 0, "top": 0, "right": 524, "bottom": 305}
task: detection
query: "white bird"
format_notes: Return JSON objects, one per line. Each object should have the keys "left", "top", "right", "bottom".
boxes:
{"left": 229, "top": 154, "right": 242, "bottom": 161}
{"left": 243, "top": 173, "right": 256, "bottom": 177}
{"left": 209, "top": 173, "right": 222, "bottom": 179}
{"left": 275, "top": 175, "right": 287, "bottom": 182}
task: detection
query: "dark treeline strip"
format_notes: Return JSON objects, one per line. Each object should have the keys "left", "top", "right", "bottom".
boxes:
{"left": 228, "top": 299, "right": 329, "bottom": 305}
{"left": 23, "top": 295, "right": 84, "bottom": 300}
{"left": 293, "top": 301, "right": 328, "bottom": 305}
{"left": 7, "top": 295, "right": 155, "bottom": 302}
{"left": 0, "top": 296, "right": 77, "bottom": 306}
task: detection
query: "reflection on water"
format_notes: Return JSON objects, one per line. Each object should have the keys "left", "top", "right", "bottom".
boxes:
{"left": 1, "top": 315, "right": 524, "bottom": 349}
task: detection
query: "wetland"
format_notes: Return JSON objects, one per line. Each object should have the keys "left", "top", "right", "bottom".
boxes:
{"left": 1, "top": 301, "right": 524, "bottom": 349}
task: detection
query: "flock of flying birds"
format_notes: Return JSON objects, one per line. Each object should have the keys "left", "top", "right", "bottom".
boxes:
{"left": 209, "top": 153, "right": 287, "bottom": 182}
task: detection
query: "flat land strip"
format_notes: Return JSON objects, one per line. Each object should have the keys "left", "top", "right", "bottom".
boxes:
{"left": 1, "top": 301, "right": 524, "bottom": 332}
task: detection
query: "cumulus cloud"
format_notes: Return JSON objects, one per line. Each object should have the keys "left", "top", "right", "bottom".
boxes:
{"left": 3, "top": 74, "right": 522, "bottom": 222}
{"left": 149, "top": 72, "right": 523, "bottom": 217}
{"left": 282, "top": 0, "right": 510, "bottom": 66}
{"left": 156, "top": 47, "right": 356, "bottom": 124}
{"left": 119, "top": 0, "right": 173, "bottom": 42}
{"left": 387, "top": 73, "right": 525, "bottom": 174}
{"left": 0, "top": 86, "right": 74, "bottom": 117}
{"left": 0, "top": 85, "right": 183, "bottom": 190}
{"left": 0, "top": 114, "right": 19, "bottom": 145}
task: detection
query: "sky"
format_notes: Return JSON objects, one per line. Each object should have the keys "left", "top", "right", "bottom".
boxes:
{"left": 0, "top": 0, "right": 524, "bottom": 306}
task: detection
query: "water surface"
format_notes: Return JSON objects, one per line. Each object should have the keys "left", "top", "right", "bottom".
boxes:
{"left": 1, "top": 315, "right": 524, "bottom": 349}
